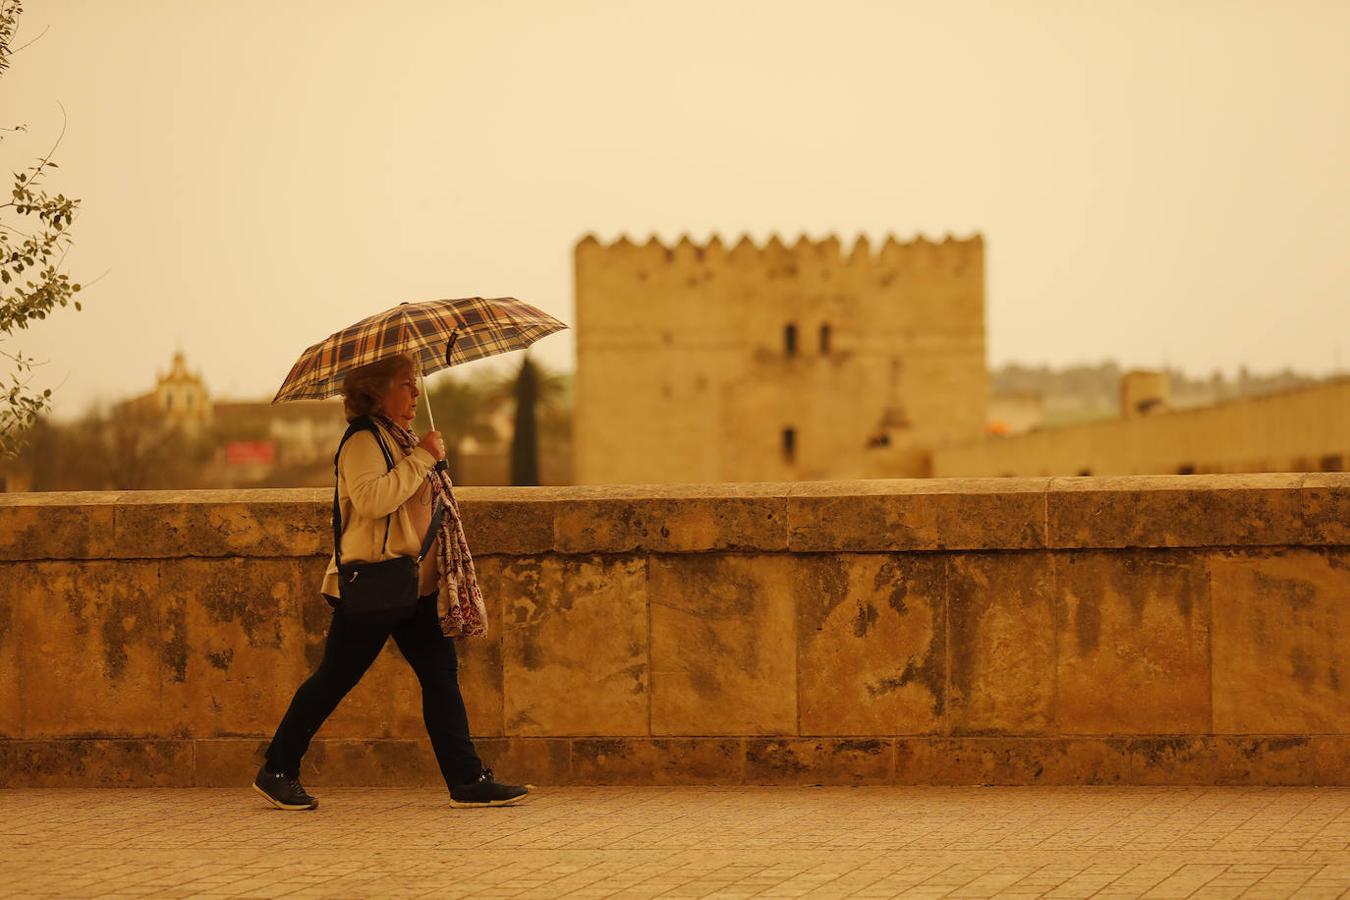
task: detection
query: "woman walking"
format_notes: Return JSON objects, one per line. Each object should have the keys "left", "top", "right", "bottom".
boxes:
{"left": 254, "top": 353, "right": 528, "bottom": 810}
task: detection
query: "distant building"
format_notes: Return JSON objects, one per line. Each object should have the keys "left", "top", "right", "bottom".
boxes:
{"left": 573, "top": 233, "right": 987, "bottom": 483}
{"left": 87, "top": 351, "right": 347, "bottom": 487}
{"left": 934, "top": 372, "right": 1349, "bottom": 477}
{"left": 196, "top": 398, "right": 342, "bottom": 487}
{"left": 115, "top": 350, "right": 212, "bottom": 433}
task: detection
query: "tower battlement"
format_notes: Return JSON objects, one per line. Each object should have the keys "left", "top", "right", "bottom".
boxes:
{"left": 575, "top": 231, "right": 983, "bottom": 270}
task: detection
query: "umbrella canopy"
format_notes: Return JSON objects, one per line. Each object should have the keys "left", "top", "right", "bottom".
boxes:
{"left": 272, "top": 296, "right": 567, "bottom": 404}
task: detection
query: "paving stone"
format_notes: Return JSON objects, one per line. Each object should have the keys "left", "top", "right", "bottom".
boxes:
{"left": 0, "top": 784, "right": 1310, "bottom": 895}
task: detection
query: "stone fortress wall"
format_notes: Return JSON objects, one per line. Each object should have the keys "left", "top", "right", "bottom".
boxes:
{"left": 2, "top": 475, "right": 1348, "bottom": 787}
{"left": 935, "top": 378, "right": 1350, "bottom": 477}
{"left": 573, "top": 234, "right": 987, "bottom": 484}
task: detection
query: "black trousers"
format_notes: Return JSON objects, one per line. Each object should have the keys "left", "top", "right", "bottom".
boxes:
{"left": 264, "top": 592, "right": 484, "bottom": 788}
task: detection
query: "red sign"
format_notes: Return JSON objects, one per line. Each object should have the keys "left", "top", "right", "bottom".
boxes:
{"left": 225, "top": 441, "right": 276, "bottom": 465}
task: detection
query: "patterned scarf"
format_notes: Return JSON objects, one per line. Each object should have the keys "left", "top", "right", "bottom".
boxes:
{"left": 373, "top": 414, "right": 488, "bottom": 639}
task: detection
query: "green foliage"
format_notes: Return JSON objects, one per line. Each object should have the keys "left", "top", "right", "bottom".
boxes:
{"left": 0, "top": 0, "right": 84, "bottom": 461}
{"left": 509, "top": 354, "right": 540, "bottom": 486}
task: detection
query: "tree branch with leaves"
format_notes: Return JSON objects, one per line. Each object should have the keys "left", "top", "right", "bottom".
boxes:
{"left": 0, "top": 0, "right": 83, "bottom": 460}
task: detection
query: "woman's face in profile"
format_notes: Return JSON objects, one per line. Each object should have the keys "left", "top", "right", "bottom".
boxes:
{"left": 381, "top": 369, "right": 419, "bottom": 425}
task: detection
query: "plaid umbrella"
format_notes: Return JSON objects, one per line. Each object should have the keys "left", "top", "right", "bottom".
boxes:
{"left": 272, "top": 296, "right": 567, "bottom": 405}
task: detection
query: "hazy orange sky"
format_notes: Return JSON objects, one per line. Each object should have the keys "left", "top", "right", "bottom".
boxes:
{"left": 2, "top": 0, "right": 1347, "bottom": 419}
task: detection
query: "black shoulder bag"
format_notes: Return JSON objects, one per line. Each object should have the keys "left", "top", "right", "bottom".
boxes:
{"left": 332, "top": 416, "right": 444, "bottom": 626}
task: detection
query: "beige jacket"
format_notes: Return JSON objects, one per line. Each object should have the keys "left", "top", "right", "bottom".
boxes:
{"left": 321, "top": 418, "right": 439, "bottom": 601}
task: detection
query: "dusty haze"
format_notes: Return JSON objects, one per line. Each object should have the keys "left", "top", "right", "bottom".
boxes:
{"left": 1, "top": 0, "right": 1346, "bottom": 419}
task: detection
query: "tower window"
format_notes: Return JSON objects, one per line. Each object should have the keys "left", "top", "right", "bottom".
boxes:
{"left": 819, "top": 323, "right": 831, "bottom": 354}
{"left": 784, "top": 323, "right": 797, "bottom": 357}
{"left": 782, "top": 427, "right": 796, "bottom": 463}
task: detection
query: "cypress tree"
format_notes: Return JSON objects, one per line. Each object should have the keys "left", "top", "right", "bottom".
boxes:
{"left": 509, "top": 354, "right": 539, "bottom": 486}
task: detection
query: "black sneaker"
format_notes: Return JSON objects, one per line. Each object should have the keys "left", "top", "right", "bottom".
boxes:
{"left": 449, "top": 766, "right": 530, "bottom": 808}
{"left": 253, "top": 765, "right": 318, "bottom": 810}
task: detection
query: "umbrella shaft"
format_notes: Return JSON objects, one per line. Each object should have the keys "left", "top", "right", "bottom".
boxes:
{"left": 420, "top": 370, "right": 435, "bottom": 432}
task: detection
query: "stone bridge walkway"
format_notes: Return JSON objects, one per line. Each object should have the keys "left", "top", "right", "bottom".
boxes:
{"left": 4, "top": 786, "right": 1350, "bottom": 898}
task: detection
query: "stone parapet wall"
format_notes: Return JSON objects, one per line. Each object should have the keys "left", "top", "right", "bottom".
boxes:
{"left": 2, "top": 474, "right": 1347, "bottom": 787}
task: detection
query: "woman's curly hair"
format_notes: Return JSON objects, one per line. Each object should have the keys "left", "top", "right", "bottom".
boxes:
{"left": 341, "top": 353, "right": 418, "bottom": 422}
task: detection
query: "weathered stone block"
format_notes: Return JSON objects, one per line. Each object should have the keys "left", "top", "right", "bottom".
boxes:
{"left": 788, "top": 478, "right": 1048, "bottom": 552}
{"left": 193, "top": 738, "right": 269, "bottom": 787}
{"left": 555, "top": 483, "right": 789, "bottom": 554}
{"left": 572, "top": 738, "right": 743, "bottom": 784}
{"left": 1048, "top": 474, "right": 1304, "bottom": 549}
{"left": 895, "top": 738, "right": 1132, "bottom": 785}
{"left": 0, "top": 571, "right": 18, "bottom": 737}
{"left": 476, "top": 737, "right": 573, "bottom": 785}
{"left": 298, "top": 738, "right": 443, "bottom": 786}
{"left": 1053, "top": 551, "right": 1211, "bottom": 734}
{"left": 744, "top": 738, "right": 892, "bottom": 785}
{"left": 0, "top": 739, "right": 193, "bottom": 787}
{"left": 159, "top": 558, "right": 309, "bottom": 738}
{"left": 14, "top": 561, "right": 169, "bottom": 736}
{"left": 1211, "top": 549, "right": 1350, "bottom": 733}
{"left": 501, "top": 555, "right": 647, "bottom": 736}
{"left": 1211, "top": 737, "right": 1314, "bottom": 786}
{"left": 650, "top": 554, "right": 796, "bottom": 735}
{"left": 1303, "top": 474, "right": 1350, "bottom": 547}
{"left": 947, "top": 553, "right": 1054, "bottom": 735}
{"left": 1034, "top": 739, "right": 1133, "bottom": 785}
{"left": 1311, "top": 736, "right": 1350, "bottom": 785}
{"left": 111, "top": 489, "right": 329, "bottom": 558}
{"left": 456, "top": 556, "right": 506, "bottom": 738}
{"left": 1125, "top": 736, "right": 1312, "bottom": 786}
{"left": 455, "top": 487, "right": 558, "bottom": 555}
{"left": 796, "top": 554, "right": 945, "bottom": 735}
{"left": 0, "top": 494, "right": 117, "bottom": 560}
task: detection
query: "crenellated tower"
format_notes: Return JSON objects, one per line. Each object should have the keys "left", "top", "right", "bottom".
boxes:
{"left": 573, "top": 232, "right": 987, "bottom": 484}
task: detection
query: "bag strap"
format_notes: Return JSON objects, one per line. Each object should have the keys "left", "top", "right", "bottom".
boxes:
{"left": 418, "top": 500, "right": 445, "bottom": 562}
{"left": 332, "top": 416, "right": 443, "bottom": 568}
{"left": 332, "top": 416, "right": 394, "bottom": 570}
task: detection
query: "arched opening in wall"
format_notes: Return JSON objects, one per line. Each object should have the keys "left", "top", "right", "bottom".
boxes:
{"left": 784, "top": 323, "right": 797, "bottom": 357}
{"left": 819, "top": 323, "right": 831, "bottom": 354}
{"left": 782, "top": 427, "right": 796, "bottom": 464}
{"left": 1076, "top": 468, "right": 1092, "bottom": 476}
